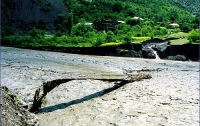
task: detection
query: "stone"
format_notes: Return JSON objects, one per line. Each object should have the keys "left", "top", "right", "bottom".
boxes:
{"left": 141, "top": 38, "right": 170, "bottom": 59}
{"left": 167, "top": 55, "right": 187, "bottom": 61}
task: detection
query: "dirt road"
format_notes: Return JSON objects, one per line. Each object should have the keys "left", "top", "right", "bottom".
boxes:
{"left": 1, "top": 47, "right": 199, "bottom": 126}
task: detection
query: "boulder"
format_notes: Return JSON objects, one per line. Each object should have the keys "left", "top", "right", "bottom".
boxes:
{"left": 142, "top": 38, "right": 170, "bottom": 59}
{"left": 167, "top": 55, "right": 187, "bottom": 61}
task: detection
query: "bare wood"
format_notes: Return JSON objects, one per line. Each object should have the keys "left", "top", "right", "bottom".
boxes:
{"left": 30, "top": 73, "right": 151, "bottom": 112}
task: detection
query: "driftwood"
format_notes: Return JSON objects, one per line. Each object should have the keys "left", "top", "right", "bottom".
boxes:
{"left": 130, "top": 73, "right": 152, "bottom": 82}
{"left": 29, "top": 73, "right": 152, "bottom": 112}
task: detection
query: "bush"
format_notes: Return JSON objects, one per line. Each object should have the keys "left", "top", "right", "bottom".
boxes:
{"left": 116, "top": 24, "right": 131, "bottom": 35}
{"left": 2, "top": 36, "right": 16, "bottom": 45}
{"left": 29, "top": 28, "right": 45, "bottom": 38}
{"left": 105, "top": 31, "right": 115, "bottom": 42}
{"left": 68, "top": 36, "right": 85, "bottom": 44}
{"left": 92, "top": 35, "right": 106, "bottom": 47}
{"left": 188, "top": 30, "right": 200, "bottom": 43}
{"left": 141, "top": 25, "right": 152, "bottom": 36}
{"left": 3, "top": 36, "right": 33, "bottom": 47}
{"left": 180, "top": 23, "right": 194, "bottom": 32}
{"left": 71, "top": 23, "right": 95, "bottom": 37}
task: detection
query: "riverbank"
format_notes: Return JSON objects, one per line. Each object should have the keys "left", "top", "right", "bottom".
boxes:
{"left": 4, "top": 42, "right": 199, "bottom": 61}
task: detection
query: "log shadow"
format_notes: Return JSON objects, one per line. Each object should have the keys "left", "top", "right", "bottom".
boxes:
{"left": 37, "top": 80, "right": 129, "bottom": 113}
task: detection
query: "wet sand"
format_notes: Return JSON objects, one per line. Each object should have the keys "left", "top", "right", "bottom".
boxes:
{"left": 1, "top": 47, "right": 199, "bottom": 126}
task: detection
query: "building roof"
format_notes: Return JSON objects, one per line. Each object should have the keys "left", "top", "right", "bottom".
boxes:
{"left": 117, "top": 20, "right": 125, "bottom": 23}
{"left": 131, "top": 16, "right": 144, "bottom": 20}
{"left": 77, "top": 22, "right": 93, "bottom": 25}
{"left": 169, "top": 23, "right": 180, "bottom": 27}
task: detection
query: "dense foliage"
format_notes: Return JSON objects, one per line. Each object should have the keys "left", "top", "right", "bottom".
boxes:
{"left": 1, "top": 0, "right": 199, "bottom": 47}
{"left": 64, "top": 0, "right": 198, "bottom": 28}
{"left": 188, "top": 30, "right": 200, "bottom": 43}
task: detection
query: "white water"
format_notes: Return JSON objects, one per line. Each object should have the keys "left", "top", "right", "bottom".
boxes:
{"left": 152, "top": 50, "right": 160, "bottom": 60}
{"left": 148, "top": 46, "right": 161, "bottom": 60}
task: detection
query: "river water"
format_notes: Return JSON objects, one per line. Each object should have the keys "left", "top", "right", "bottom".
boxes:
{"left": 1, "top": 47, "right": 199, "bottom": 126}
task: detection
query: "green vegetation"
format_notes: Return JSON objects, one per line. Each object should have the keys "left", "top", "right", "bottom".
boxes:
{"left": 132, "top": 37, "right": 151, "bottom": 44}
{"left": 167, "top": 32, "right": 188, "bottom": 38}
{"left": 188, "top": 30, "right": 200, "bottom": 44}
{"left": 100, "top": 42, "right": 122, "bottom": 47}
{"left": 1, "top": 0, "right": 199, "bottom": 47}
{"left": 170, "top": 39, "right": 190, "bottom": 45}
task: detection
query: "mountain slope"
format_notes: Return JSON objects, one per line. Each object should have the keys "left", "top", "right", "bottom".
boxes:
{"left": 65, "top": 0, "right": 198, "bottom": 28}
{"left": 168, "top": 0, "right": 199, "bottom": 14}
{"left": 1, "top": 0, "right": 199, "bottom": 34}
{"left": 1, "top": 0, "right": 67, "bottom": 32}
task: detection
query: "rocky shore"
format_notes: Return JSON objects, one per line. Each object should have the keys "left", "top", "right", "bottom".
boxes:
{"left": 1, "top": 47, "right": 199, "bottom": 126}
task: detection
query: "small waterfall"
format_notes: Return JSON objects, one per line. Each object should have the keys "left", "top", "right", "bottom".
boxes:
{"left": 152, "top": 50, "right": 160, "bottom": 60}
{"left": 148, "top": 46, "right": 160, "bottom": 60}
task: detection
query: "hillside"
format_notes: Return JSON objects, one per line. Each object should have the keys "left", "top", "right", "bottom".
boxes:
{"left": 1, "top": 0, "right": 199, "bottom": 47}
{"left": 1, "top": 0, "right": 67, "bottom": 33}
{"left": 65, "top": 0, "right": 198, "bottom": 28}
{"left": 2, "top": 0, "right": 199, "bottom": 31}
{"left": 168, "top": 0, "right": 199, "bottom": 14}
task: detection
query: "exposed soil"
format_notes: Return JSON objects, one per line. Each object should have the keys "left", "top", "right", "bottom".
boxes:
{"left": 1, "top": 86, "right": 39, "bottom": 126}
{"left": 1, "top": 47, "right": 199, "bottom": 126}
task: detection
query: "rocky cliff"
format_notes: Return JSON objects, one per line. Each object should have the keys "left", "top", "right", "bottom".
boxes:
{"left": 2, "top": 0, "right": 67, "bottom": 31}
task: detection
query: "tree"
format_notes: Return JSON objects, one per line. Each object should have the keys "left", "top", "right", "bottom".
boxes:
{"left": 131, "top": 25, "right": 141, "bottom": 36}
{"left": 112, "top": 2, "right": 124, "bottom": 13}
{"left": 141, "top": 25, "right": 152, "bottom": 36}
{"left": 71, "top": 23, "right": 95, "bottom": 37}
{"left": 123, "top": 33, "right": 133, "bottom": 44}
{"left": 54, "top": 13, "right": 74, "bottom": 36}
{"left": 116, "top": 23, "right": 131, "bottom": 35}
{"left": 66, "top": 12, "right": 73, "bottom": 35}
{"left": 105, "top": 31, "right": 114, "bottom": 42}
{"left": 124, "top": 7, "right": 135, "bottom": 17}
{"left": 54, "top": 14, "right": 67, "bottom": 36}
{"left": 92, "top": 32, "right": 106, "bottom": 47}
{"left": 180, "top": 23, "right": 194, "bottom": 32}
{"left": 168, "top": 7, "right": 179, "bottom": 22}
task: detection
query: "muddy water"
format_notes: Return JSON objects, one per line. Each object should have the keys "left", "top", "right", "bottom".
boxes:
{"left": 1, "top": 47, "right": 199, "bottom": 126}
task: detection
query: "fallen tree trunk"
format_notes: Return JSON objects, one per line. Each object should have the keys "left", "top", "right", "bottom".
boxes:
{"left": 30, "top": 73, "right": 152, "bottom": 112}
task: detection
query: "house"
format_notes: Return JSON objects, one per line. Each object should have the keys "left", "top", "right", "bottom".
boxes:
{"left": 77, "top": 22, "right": 93, "bottom": 25}
{"left": 169, "top": 23, "right": 180, "bottom": 28}
{"left": 131, "top": 16, "right": 144, "bottom": 21}
{"left": 93, "top": 20, "right": 125, "bottom": 32}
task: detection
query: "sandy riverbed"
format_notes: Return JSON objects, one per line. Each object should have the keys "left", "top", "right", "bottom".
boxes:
{"left": 1, "top": 47, "right": 199, "bottom": 126}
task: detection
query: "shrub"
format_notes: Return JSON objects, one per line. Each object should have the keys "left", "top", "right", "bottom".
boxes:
{"left": 180, "top": 23, "right": 194, "bottom": 32}
{"left": 3, "top": 36, "right": 34, "bottom": 47}
{"left": 90, "top": 32, "right": 106, "bottom": 47}
{"left": 188, "top": 30, "right": 200, "bottom": 43}
{"left": 141, "top": 25, "right": 152, "bottom": 36}
{"left": 2, "top": 36, "right": 16, "bottom": 45}
{"left": 71, "top": 23, "right": 95, "bottom": 37}
{"left": 68, "top": 36, "right": 85, "bottom": 44}
{"left": 105, "top": 31, "right": 115, "bottom": 42}
{"left": 29, "top": 28, "right": 45, "bottom": 38}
